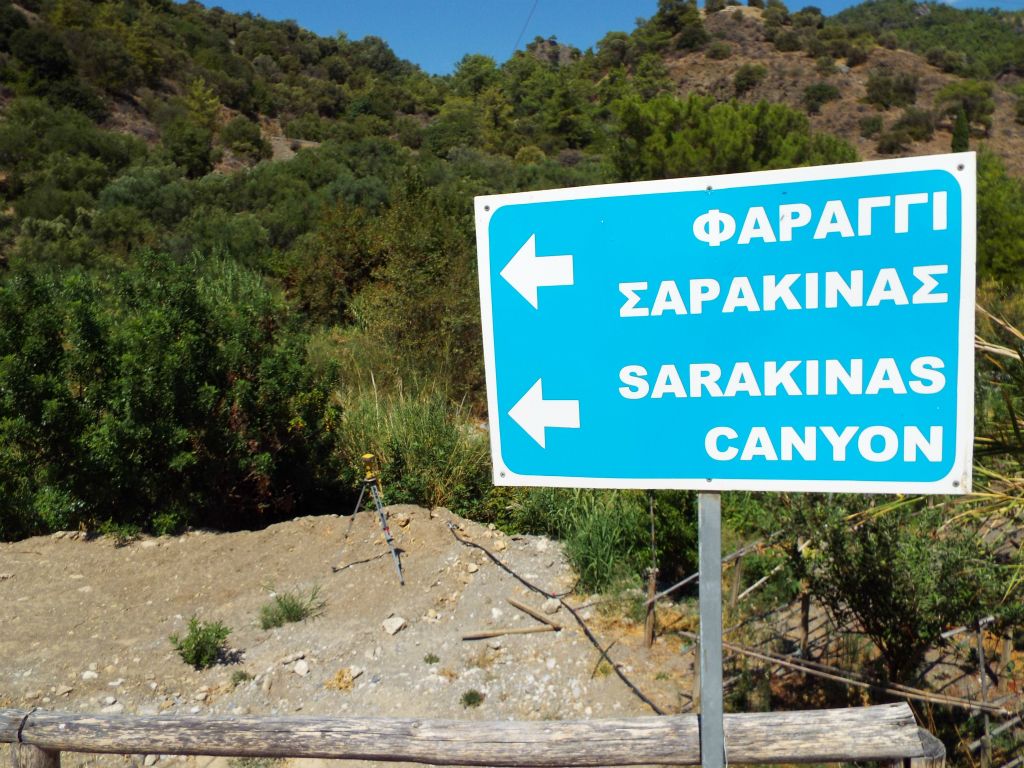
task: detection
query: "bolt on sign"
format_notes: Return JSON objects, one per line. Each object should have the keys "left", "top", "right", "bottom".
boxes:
{"left": 474, "top": 154, "right": 976, "bottom": 494}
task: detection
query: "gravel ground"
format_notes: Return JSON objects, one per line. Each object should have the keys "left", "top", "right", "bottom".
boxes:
{"left": 1, "top": 506, "right": 695, "bottom": 768}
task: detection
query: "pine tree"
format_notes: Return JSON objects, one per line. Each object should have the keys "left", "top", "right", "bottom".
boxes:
{"left": 952, "top": 106, "right": 969, "bottom": 152}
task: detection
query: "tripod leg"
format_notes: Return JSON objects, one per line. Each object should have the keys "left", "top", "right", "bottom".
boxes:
{"left": 371, "top": 484, "right": 404, "bottom": 586}
{"left": 353, "top": 482, "right": 368, "bottom": 515}
{"left": 332, "top": 482, "right": 369, "bottom": 572}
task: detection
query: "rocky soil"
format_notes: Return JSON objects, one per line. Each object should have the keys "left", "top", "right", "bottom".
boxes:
{"left": 0, "top": 506, "right": 695, "bottom": 768}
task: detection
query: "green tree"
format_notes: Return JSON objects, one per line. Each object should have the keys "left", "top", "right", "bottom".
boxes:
{"left": 951, "top": 106, "right": 969, "bottom": 152}
{"left": 937, "top": 79, "right": 995, "bottom": 135}
{"left": 806, "top": 505, "right": 1012, "bottom": 681}
{"left": 612, "top": 93, "right": 856, "bottom": 182}
{"left": 184, "top": 77, "right": 221, "bottom": 132}
{"left": 162, "top": 118, "right": 215, "bottom": 178}
{"left": 976, "top": 150, "right": 1024, "bottom": 284}
{"left": 0, "top": 255, "right": 345, "bottom": 540}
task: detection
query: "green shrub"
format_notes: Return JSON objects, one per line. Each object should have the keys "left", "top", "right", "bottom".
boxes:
{"left": 865, "top": 70, "right": 918, "bottom": 109}
{"left": 231, "top": 670, "right": 254, "bottom": 686}
{"left": 926, "top": 47, "right": 966, "bottom": 74}
{"left": 170, "top": 617, "right": 231, "bottom": 669}
{"left": 220, "top": 115, "right": 271, "bottom": 161}
{"left": 461, "top": 689, "right": 484, "bottom": 708}
{"left": 508, "top": 489, "right": 696, "bottom": 592}
{"left": 747, "top": 0, "right": 764, "bottom": 7}
{"left": 803, "top": 82, "right": 840, "bottom": 114}
{"left": 876, "top": 129, "right": 909, "bottom": 154}
{"left": 259, "top": 585, "right": 326, "bottom": 630}
{"left": 0, "top": 255, "right": 346, "bottom": 541}
{"left": 335, "top": 385, "right": 491, "bottom": 517}
{"left": 892, "top": 107, "right": 934, "bottom": 142}
{"left": 733, "top": 64, "right": 767, "bottom": 96}
{"left": 424, "top": 653, "right": 440, "bottom": 664}
{"left": 162, "top": 117, "right": 214, "bottom": 178}
{"left": 706, "top": 41, "right": 732, "bottom": 60}
{"left": 774, "top": 30, "right": 803, "bottom": 52}
{"left": 97, "top": 520, "right": 141, "bottom": 547}
{"left": 859, "top": 114, "right": 883, "bottom": 137}
{"left": 845, "top": 44, "right": 869, "bottom": 67}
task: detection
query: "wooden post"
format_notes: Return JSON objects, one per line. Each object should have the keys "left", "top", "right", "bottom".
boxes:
{"left": 12, "top": 746, "right": 60, "bottom": 768}
{"left": 645, "top": 567, "right": 658, "bottom": 648}
{"left": 799, "top": 588, "right": 811, "bottom": 659}
{"left": 978, "top": 621, "right": 991, "bottom": 768}
{"left": 909, "top": 727, "right": 947, "bottom": 768}
{"left": 1000, "top": 632, "right": 1013, "bottom": 695}
{"left": 728, "top": 555, "right": 744, "bottom": 611}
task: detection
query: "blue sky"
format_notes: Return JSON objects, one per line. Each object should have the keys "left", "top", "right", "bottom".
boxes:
{"left": 203, "top": 0, "right": 1024, "bottom": 75}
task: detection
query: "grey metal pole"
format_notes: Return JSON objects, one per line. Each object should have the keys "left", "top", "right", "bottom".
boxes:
{"left": 698, "top": 491, "right": 724, "bottom": 768}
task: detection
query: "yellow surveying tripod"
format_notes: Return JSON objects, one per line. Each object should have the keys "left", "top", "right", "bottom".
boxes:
{"left": 350, "top": 453, "right": 404, "bottom": 585}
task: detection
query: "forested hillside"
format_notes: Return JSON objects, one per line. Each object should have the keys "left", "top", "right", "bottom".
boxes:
{"left": 4, "top": 2, "right": 1024, "bottom": 759}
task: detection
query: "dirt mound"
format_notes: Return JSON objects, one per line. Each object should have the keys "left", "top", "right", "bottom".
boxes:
{"left": 0, "top": 506, "right": 694, "bottom": 768}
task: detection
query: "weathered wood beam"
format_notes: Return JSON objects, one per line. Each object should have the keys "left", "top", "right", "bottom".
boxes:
{"left": 0, "top": 704, "right": 939, "bottom": 767}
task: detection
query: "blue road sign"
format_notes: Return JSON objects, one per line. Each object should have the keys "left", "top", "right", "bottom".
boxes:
{"left": 475, "top": 154, "right": 976, "bottom": 494}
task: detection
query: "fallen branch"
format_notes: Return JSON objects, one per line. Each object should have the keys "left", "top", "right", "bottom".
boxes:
{"left": 463, "top": 626, "right": 557, "bottom": 641}
{"left": 507, "top": 598, "right": 561, "bottom": 629}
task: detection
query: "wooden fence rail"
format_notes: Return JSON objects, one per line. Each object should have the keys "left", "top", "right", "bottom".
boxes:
{"left": 1, "top": 704, "right": 943, "bottom": 768}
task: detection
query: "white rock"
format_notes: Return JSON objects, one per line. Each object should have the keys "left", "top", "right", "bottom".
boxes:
{"left": 0, "top": 573, "right": 12, "bottom": 581}
{"left": 546, "top": 658, "right": 557, "bottom": 670}
{"left": 261, "top": 676, "right": 273, "bottom": 694}
{"left": 487, "top": 640, "right": 502, "bottom": 651}
{"left": 193, "top": 692, "right": 208, "bottom": 702}
{"left": 541, "top": 598, "right": 561, "bottom": 615}
{"left": 55, "top": 685, "right": 73, "bottom": 696}
{"left": 382, "top": 616, "right": 407, "bottom": 635}
{"left": 294, "top": 660, "right": 310, "bottom": 677}
{"left": 102, "top": 696, "right": 117, "bottom": 706}
{"left": 493, "top": 540, "right": 508, "bottom": 552}
{"left": 81, "top": 671, "right": 99, "bottom": 681}
{"left": 535, "top": 539, "right": 549, "bottom": 552}
{"left": 108, "top": 679, "right": 123, "bottom": 687}
{"left": 466, "top": 563, "right": 479, "bottom": 574}
{"left": 101, "top": 703, "right": 124, "bottom": 714}
{"left": 278, "top": 652, "right": 306, "bottom": 665}
{"left": 144, "top": 755, "right": 158, "bottom": 766}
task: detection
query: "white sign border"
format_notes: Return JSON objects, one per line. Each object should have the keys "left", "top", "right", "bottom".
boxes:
{"left": 475, "top": 152, "right": 976, "bottom": 495}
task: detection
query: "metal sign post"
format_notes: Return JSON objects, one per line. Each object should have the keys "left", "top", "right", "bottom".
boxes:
{"left": 698, "top": 492, "right": 724, "bottom": 768}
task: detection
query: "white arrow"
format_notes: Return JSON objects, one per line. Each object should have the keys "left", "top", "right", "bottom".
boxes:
{"left": 500, "top": 234, "right": 574, "bottom": 309}
{"left": 508, "top": 379, "right": 580, "bottom": 448}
